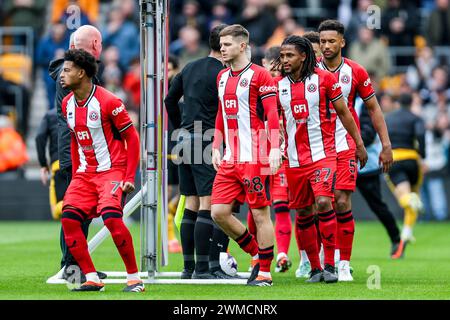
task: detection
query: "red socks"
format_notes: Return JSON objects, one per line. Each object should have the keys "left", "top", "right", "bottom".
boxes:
{"left": 61, "top": 210, "right": 96, "bottom": 275}
{"left": 295, "top": 214, "right": 321, "bottom": 270}
{"left": 317, "top": 210, "right": 337, "bottom": 266}
{"left": 259, "top": 246, "right": 274, "bottom": 273}
{"left": 274, "top": 201, "right": 291, "bottom": 254}
{"left": 235, "top": 229, "right": 258, "bottom": 257}
{"left": 336, "top": 210, "right": 354, "bottom": 261}
{"left": 102, "top": 210, "right": 139, "bottom": 274}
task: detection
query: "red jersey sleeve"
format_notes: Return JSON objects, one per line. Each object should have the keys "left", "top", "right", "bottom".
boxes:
{"left": 107, "top": 97, "right": 133, "bottom": 133}
{"left": 213, "top": 71, "right": 226, "bottom": 149}
{"left": 258, "top": 70, "right": 280, "bottom": 149}
{"left": 354, "top": 64, "right": 376, "bottom": 101}
{"left": 324, "top": 70, "right": 343, "bottom": 102}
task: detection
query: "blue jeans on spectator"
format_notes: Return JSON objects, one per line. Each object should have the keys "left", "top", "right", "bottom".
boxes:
{"left": 421, "top": 176, "right": 448, "bottom": 221}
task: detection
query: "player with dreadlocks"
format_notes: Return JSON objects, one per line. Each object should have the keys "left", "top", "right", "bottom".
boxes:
{"left": 275, "top": 35, "right": 367, "bottom": 283}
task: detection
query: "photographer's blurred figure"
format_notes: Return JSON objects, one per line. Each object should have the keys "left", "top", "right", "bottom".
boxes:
{"left": 35, "top": 108, "right": 65, "bottom": 219}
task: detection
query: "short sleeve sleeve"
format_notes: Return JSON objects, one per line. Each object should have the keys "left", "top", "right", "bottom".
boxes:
{"left": 258, "top": 69, "right": 277, "bottom": 100}
{"left": 107, "top": 97, "right": 133, "bottom": 133}
{"left": 355, "top": 64, "right": 376, "bottom": 101}
{"left": 325, "top": 71, "right": 343, "bottom": 102}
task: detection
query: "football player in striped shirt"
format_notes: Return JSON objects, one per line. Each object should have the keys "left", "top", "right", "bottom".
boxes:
{"left": 60, "top": 49, "right": 143, "bottom": 292}
{"left": 276, "top": 35, "right": 367, "bottom": 283}
{"left": 317, "top": 20, "right": 393, "bottom": 281}
{"left": 211, "top": 25, "right": 282, "bottom": 287}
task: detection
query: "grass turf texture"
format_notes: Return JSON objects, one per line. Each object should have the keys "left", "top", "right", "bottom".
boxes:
{"left": 0, "top": 221, "right": 449, "bottom": 300}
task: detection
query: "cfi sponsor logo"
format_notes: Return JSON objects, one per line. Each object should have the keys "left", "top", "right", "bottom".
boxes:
{"left": 89, "top": 111, "right": 99, "bottom": 121}
{"left": 112, "top": 104, "right": 125, "bottom": 116}
{"left": 364, "top": 78, "right": 371, "bottom": 87}
{"left": 341, "top": 74, "right": 350, "bottom": 84}
{"left": 259, "top": 85, "right": 277, "bottom": 93}
{"left": 239, "top": 78, "right": 249, "bottom": 88}
{"left": 307, "top": 83, "right": 317, "bottom": 93}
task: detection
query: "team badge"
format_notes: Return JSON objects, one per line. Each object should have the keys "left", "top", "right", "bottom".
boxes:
{"left": 307, "top": 83, "right": 317, "bottom": 93}
{"left": 341, "top": 74, "right": 350, "bottom": 84}
{"left": 240, "top": 78, "right": 249, "bottom": 88}
{"left": 89, "top": 111, "right": 99, "bottom": 121}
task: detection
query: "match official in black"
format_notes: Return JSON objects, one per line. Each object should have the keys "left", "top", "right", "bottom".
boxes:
{"left": 164, "top": 24, "right": 234, "bottom": 279}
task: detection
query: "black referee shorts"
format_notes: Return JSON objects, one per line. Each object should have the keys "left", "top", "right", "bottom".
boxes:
{"left": 176, "top": 136, "right": 216, "bottom": 197}
{"left": 168, "top": 155, "right": 179, "bottom": 186}
{"left": 388, "top": 159, "right": 420, "bottom": 187}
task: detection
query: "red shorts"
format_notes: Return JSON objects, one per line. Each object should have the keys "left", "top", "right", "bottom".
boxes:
{"left": 63, "top": 168, "right": 126, "bottom": 219}
{"left": 211, "top": 161, "right": 272, "bottom": 209}
{"left": 286, "top": 158, "right": 336, "bottom": 209}
{"left": 335, "top": 148, "right": 357, "bottom": 191}
{"left": 271, "top": 160, "right": 288, "bottom": 201}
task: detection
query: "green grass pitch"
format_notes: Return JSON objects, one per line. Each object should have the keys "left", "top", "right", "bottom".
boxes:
{"left": 1, "top": 220, "right": 449, "bottom": 300}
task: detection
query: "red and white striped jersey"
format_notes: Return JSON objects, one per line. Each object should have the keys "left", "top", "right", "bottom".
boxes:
{"left": 216, "top": 63, "right": 277, "bottom": 162}
{"left": 62, "top": 85, "right": 133, "bottom": 173}
{"left": 318, "top": 57, "right": 375, "bottom": 153}
{"left": 278, "top": 68, "right": 343, "bottom": 167}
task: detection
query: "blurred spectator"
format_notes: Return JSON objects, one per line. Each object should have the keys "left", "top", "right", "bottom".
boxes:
{"left": 35, "top": 108, "right": 64, "bottom": 220}
{"left": 114, "top": 0, "right": 139, "bottom": 24}
{"left": 379, "top": 92, "right": 397, "bottom": 113}
{"left": 345, "top": 0, "right": 374, "bottom": 43}
{"left": 123, "top": 57, "right": 141, "bottom": 112}
{"left": 406, "top": 46, "right": 438, "bottom": 91}
{"left": 102, "top": 64, "right": 127, "bottom": 102}
{"left": 36, "top": 21, "right": 70, "bottom": 109}
{"left": 381, "top": 0, "right": 419, "bottom": 47}
{"left": 348, "top": 26, "right": 391, "bottom": 80}
{"left": 237, "top": 0, "right": 277, "bottom": 47}
{"left": 171, "top": 26, "right": 209, "bottom": 68}
{"left": 0, "top": 114, "right": 28, "bottom": 176}
{"left": 426, "top": 0, "right": 450, "bottom": 47}
{"left": 170, "top": 0, "right": 208, "bottom": 42}
{"left": 3, "top": 0, "right": 47, "bottom": 51}
{"left": 422, "top": 66, "right": 450, "bottom": 103}
{"left": 0, "top": 72, "right": 30, "bottom": 137}
{"left": 421, "top": 108, "right": 450, "bottom": 221}
{"left": 51, "top": 0, "right": 98, "bottom": 25}
{"left": 102, "top": 45, "right": 124, "bottom": 75}
{"left": 265, "top": 3, "right": 305, "bottom": 48}
{"left": 102, "top": 4, "right": 140, "bottom": 71}
{"left": 207, "top": 1, "right": 234, "bottom": 31}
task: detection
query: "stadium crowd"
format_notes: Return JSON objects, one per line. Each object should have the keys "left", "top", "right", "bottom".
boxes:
{"left": 0, "top": 0, "right": 449, "bottom": 225}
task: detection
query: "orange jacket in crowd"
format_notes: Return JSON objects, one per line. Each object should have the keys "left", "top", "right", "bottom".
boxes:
{"left": 51, "top": 0, "right": 99, "bottom": 24}
{"left": 0, "top": 127, "right": 29, "bottom": 173}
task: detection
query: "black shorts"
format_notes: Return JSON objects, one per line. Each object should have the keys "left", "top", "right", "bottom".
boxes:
{"left": 168, "top": 156, "right": 179, "bottom": 186}
{"left": 176, "top": 136, "right": 216, "bottom": 197}
{"left": 388, "top": 160, "right": 420, "bottom": 187}
{"left": 179, "top": 162, "right": 216, "bottom": 196}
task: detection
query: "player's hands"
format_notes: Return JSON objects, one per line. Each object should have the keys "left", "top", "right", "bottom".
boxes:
{"left": 379, "top": 144, "right": 393, "bottom": 173}
{"left": 356, "top": 143, "right": 368, "bottom": 169}
{"left": 269, "top": 148, "right": 282, "bottom": 174}
{"left": 40, "top": 167, "right": 49, "bottom": 186}
{"left": 122, "top": 181, "right": 135, "bottom": 194}
{"left": 212, "top": 148, "right": 222, "bottom": 171}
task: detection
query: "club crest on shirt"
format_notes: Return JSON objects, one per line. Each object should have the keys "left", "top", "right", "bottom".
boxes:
{"left": 240, "top": 78, "right": 249, "bottom": 88}
{"left": 89, "top": 111, "right": 99, "bottom": 121}
{"left": 341, "top": 74, "right": 350, "bottom": 84}
{"left": 307, "top": 83, "right": 317, "bottom": 93}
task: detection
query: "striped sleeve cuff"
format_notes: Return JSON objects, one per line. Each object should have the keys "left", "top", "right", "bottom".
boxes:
{"left": 118, "top": 122, "right": 133, "bottom": 133}
{"left": 260, "top": 92, "right": 277, "bottom": 100}
{"left": 330, "top": 93, "right": 343, "bottom": 102}
{"left": 362, "top": 92, "right": 376, "bottom": 101}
